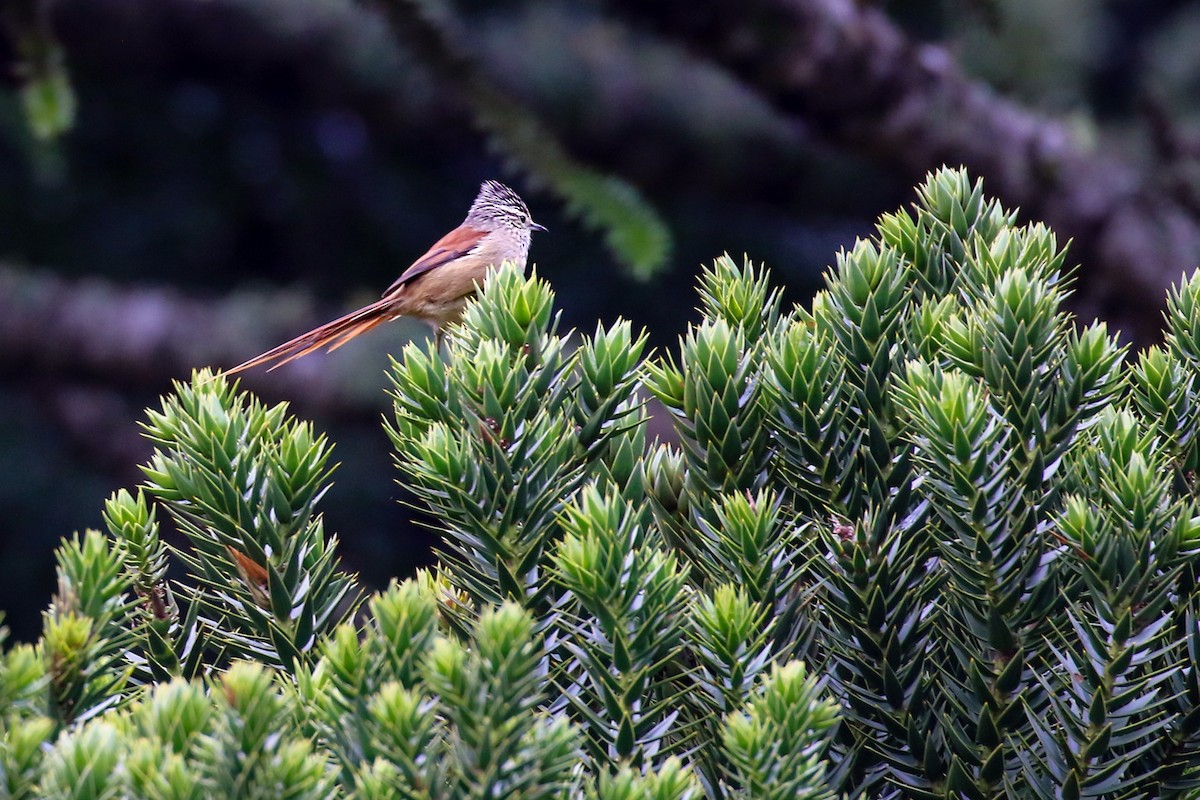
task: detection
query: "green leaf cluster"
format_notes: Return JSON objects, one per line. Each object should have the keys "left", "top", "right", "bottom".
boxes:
{"left": 14, "top": 167, "right": 1200, "bottom": 797}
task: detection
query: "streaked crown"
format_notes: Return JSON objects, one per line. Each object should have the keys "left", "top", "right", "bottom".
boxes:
{"left": 465, "top": 180, "right": 543, "bottom": 231}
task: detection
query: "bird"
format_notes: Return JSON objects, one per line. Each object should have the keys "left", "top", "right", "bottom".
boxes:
{"left": 223, "top": 180, "right": 545, "bottom": 375}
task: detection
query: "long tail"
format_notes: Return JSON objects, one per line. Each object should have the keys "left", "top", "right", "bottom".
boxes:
{"left": 224, "top": 297, "right": 398, "bottom": 375}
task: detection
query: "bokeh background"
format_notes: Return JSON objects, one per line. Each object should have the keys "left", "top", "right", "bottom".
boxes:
{"left": 4, "top": 0, "right": 1200, "bottom": 639}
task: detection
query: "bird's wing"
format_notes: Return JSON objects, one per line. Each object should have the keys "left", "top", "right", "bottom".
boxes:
{"left": 383, "top": 224, "right": 488, "bottom": 297}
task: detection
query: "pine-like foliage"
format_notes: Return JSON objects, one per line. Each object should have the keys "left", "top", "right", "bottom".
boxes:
{"left": 9, "top": 167, "right": 1200, "bottom": 798}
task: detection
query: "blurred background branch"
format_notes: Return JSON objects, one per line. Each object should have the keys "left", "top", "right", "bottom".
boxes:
{"left": 6, "top": 0, "right": 1200, "bottom": 638}
{"left": 605, "top": 0, "right": 1200, "bottom": 340}
{"left": 0, "top": 263, "right": 381, "bottom": 411}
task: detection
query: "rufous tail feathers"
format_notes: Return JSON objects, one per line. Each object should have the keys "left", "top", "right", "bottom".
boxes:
{"left": 223, "top": 298, "right": 396, "bottom": 375}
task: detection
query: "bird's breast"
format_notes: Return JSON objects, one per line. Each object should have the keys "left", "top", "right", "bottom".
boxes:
{"left": 397, "top": 230, "right": 530, "bottom": 326}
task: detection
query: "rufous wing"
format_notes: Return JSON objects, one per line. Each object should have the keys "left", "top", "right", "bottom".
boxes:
{"left": 382, "top": 224, "right": 488, "bottom": 296}
{"left": 223, "top": 225, "right": 489, "bottom": 375}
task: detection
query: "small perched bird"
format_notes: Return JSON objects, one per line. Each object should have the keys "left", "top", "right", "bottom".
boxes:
{"left": 224, "top": 180, "right": 545, "bottom": 374}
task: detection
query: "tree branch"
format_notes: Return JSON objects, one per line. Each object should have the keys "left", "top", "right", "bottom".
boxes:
{"left": 609, "top": 0, "right": 1200, "bottom": 341}
{"left": 0, "top": 264, "right": 417, "bottom": 414}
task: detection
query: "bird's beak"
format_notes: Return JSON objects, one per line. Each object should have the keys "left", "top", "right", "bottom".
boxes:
{"left": 531, "top": 222, "right": 548, "bottom": 232}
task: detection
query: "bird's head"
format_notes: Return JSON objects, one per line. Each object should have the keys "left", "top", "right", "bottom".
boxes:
{"left": 467, "top": 180, "right": 546, "bottom": 232}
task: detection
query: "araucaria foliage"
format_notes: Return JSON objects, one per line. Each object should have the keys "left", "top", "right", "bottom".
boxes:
{"left": 8, "top": 167, "right": 1200, "bottom": 798}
